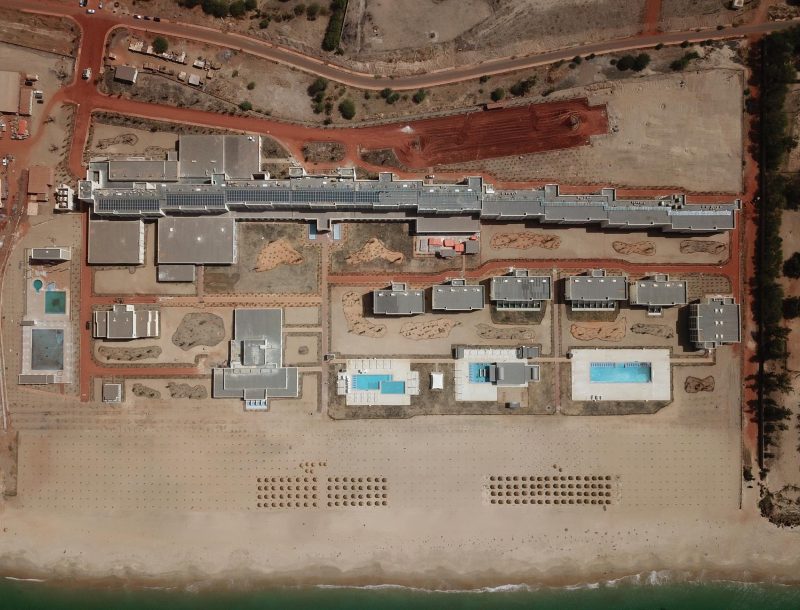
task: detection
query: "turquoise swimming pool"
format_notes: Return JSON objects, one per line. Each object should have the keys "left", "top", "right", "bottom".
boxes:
{"left": 590, "top": 362, "right": 651, "bottom": 383}
{"left": 469, "top": 363, "right": 492, "bottom": 383}
{"left": 44, "top": 290, "right": 67, "bottom": 314}
{"left": 352, "top": 374, "right": 405, "bottom": 394}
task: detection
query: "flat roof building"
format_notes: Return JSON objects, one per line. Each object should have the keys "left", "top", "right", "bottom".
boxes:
{"left": 212, "top": 309, "right": 298, "bottom": 410}
{"left": 27, "top": 165, "right": 53, "bottom": 202}
{"left": 93, "top": 304, "right": 159, "bottom": 340}
{"left": 178, "top": 134, "right": 260, "bottom": 180}
{"left": 489, "top": 362, "right": 540, "bottom": 386}
{"left": 157, "top": 264, "right": 196, "bottom": 282}
{"left": 108, "top": 159, "right": 178, "bottom": 182}
{"left": 565, "top": 269, "right": 628, "bottom": 311}
{"left": 88, "top": 218, "right": 145, "bottom": 265}
{"left": 102, "top": 382, "right": 123, "bottom": 403}
{"left": 18, "top": 88, "right": 33, "bottom": 116}
{"left": 373, "top": 282, "right": 425, "bottom": 316}
{"left": 689, "top": 296, "right": 741, "bottom": 350}
{"left": 431, "top": 278, "right": 485, "bottom": 311}
{"left": 0, "top": 71, "right": 20, "bottom": 114}
{"left": 157, "top": 216, "right": 237, "bottom": 265}
{"left": 629, "top": 273, "right": 687, "bottom": 316}
{"left": 30, "top": 247, "right": 71, "bottom": 262}
{"left": 114, "top": 65, "right": 138, "bottom": 84}
{"left": 490, "top": 269, "right": 552, "bottom": 311}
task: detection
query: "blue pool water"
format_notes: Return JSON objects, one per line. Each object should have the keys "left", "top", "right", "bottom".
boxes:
{"left": 590, "top": 362, "right": 651, "bottom": 383}
{"left": 469, "top": 363, "right": 492, "bottom": 383}
{"left": 381, "top": 381, "right": 406, "bottom": 394}
{"left": 352, "top": 374, "right": 392, "bottom": 391}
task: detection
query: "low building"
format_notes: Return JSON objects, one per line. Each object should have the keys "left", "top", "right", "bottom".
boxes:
{"left": 30, "top": 247, "right": 71, "bottom": 262}
{"left": 93, "top": 304, "right": 159, "bottom": 340}
{"left": 689, "top": 296, "right": 741, "bottom": 349}
{"left": 0, "top": 71, "right": 20, "bottom": 114}
{"left": 188, "top": 73, "right": 201, "bottom": 87}
{"left": 27, "top": 165, "right": 53, "bottom": 202}
{"left": 373, "top": 282, "right": 425, "bottom": 316}
{"left": 18, "top": 88, "right": 33, "bottom": 116}
{"left": 157, "top": 216, "right": 237, "bottom": 265}
{"left": 212, "top": 309, "right": 298, "bottom": 410}
{"left": 102, "top": 382, "right": 123, "bottom": 403}
{"left": 55, "top": 184, "right": 75, "bottom": 211}
{"left": 628, "top": 273, "right": 688, "bottom": 316}
{"left": 454, "top": 347, "right": 541, "bottom": 402}
{"left": 565, "top": 269, "right": 627, "bottom": 311}
{"left": 490, "top": 269, "right": 552, "bottom": 311}
{"left": 431, "top": 278, "right": 485, "bottom": 311}
{"left": 114, "top": 65, "right": 138, "bottom": 84}
{"left": 88, "top": 218, "right": 145, "bottom": 265}
{"left": 157, "top": 264, "right": 196, "bottom": 282}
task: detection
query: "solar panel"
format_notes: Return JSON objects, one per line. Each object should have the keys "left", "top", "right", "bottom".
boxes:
{"left": 96, "top": 198, "right": 161, "bottom": 213}
{"left": 166, "top": 192, "right": 225, "bottom": 208}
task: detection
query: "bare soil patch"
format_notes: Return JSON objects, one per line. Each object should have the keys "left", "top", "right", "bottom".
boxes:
{"left": 475, "top": 324, "right": 534, "bottom": 341}
{"left": 612, "top": 240, "right": 655, "bottom": 256}
{"left": 630, "top": 323, "right": 674, "bottom": 339}
{"left": 303, "top": 141, "right": 346, "bottom": 163}
{"left": 346, "top": 238, "right": 404, "bottom": 265}
{"left": 685, "top": 375, "right": 715, "bottom": 393}
{"left": 0, "top": 8, "right": 78, "bottom": 56}
{"left": 570, "top": 317, "right": 626, "bottom": 342}
{"left": 131, "top": 383, "right": 161, "bottom": 399}
{"left": 343, "top": 291, "right": 386, "bottom": 337}
{"left": 400, "top": 319, "right": 459, "bottom": 340}
{"left": 171, "top": 313, "right": 226, "bottom": 351}
{"left": 490, "top": 232, "right": 561, "bottom": 250}
{"left": 98, "top": 346, "right": 162, "bottom": 361}
{"left": 254, "top": 238, "right": 304, "bottom": 272}
{"left": 167, "top": 382, "right": 208, "bottom": 400}
{"left": 680, "top": 240, "right": 727, "bottom": 256}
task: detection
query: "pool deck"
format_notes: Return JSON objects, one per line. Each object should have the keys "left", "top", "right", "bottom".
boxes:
{"left": 570, "top": 348, "right": 671, "bottom": 402}
{"left": 341, "top": 358, "right": 419, "bottom": 406}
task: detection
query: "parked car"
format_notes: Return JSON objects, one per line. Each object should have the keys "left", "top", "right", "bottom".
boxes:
{"left": 153, "top": 16, "right": 161, "bottom": 21}
{"left": 82, "top": 67, "right": 92, "bottom": 80}
{"left": 86, "top": 8, "right": 95, "bottom": 13}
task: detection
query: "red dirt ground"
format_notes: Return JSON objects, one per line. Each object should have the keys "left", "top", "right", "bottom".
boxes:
{"left": 373, "top": 99, "right": 608, "bottom": 169}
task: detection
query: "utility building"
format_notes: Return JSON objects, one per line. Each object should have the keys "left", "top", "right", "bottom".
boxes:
{"left": 689, "top": 296, "right": 741, "bottom": 350}
{"left": 628, "top": 273, "right": 688, "bottom": 316}
{"left": 565, "top": 269, "right": 628, "bottom": 311}
{"left": 93, "top": 304, "right": 159, "bottom": 340}
{"left": 373, "top": 282, "right": 425, "bottom": 316}
{"left": 431, "top": 279, "right": 485, "bottom": 312}
{"left": 490, "top": 269, "right": 552, "bottom": 311}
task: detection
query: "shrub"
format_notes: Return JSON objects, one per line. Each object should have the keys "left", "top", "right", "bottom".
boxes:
{"left": 245, "top": 0, "right": 257, "bottom": 8}
{"left": 379, "top": 87, "right": 393, "bottom": 98}
{"left": 479, "top": 75, "right": 490, "bottom": 83}
{"left": 239, "top": 100, "right": 253, "bottom": 111}
{"left": 259, "top": 18, "right": 270, "bottom": 28}
{"left": 572, "top": 55, "right": 582, "bottom": 64}
{"left": 201, "top": 0, "right": 229, "bottom": 17}
{"left": 247, "top": 81, "right": 255, "bottom": 90}
{"left": 338, "top": 98, "right": 355, "bottom": 119}
{"left": 294, "top": 3, "right": 306, "bottom": 15}
{"left": 307, "top": 2, "right": 320, "bottom": 19}
{"left": 655, "top": 43, "right": 664, "bottom": 50}
{"left": 152, "top": 36, "right": 169, "bottom": 54}
{"left": 412, "top": 89, "right": 427, "bottom": 104}
{"left": 307, "top": 77, "right": 328, "bottom": 96}
{"left": 783, "top": 252, "right": 800, "bottom": 278}
{"left": 232, "top": 69, "right": 239, "bottom": 77}
{"left": 670, "top": 51, "right": 700, "bottom": 71}
{"left": 490, "top": 87, "right": 505, "bottom": 102}
{"left": 509, "top": 76, "right": 536, "bottom": 96}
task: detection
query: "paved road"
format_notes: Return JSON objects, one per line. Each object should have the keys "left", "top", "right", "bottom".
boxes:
{"left": 2, "top": 0, "right": 798, "bottom": 90}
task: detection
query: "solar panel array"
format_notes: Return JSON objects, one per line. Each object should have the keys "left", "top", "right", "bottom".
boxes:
{"left": 96, "top": 198, "right": 161, "bottom": 214}
{"left": 165, "top": 192, "right": 225, "bottom": 209}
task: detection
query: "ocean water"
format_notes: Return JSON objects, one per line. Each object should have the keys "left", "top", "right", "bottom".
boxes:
{"left": 2, "top": 578, "right": 800, "bottom": 610}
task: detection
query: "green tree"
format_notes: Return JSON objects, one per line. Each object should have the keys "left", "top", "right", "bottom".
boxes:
{"left": 338, "top": 98, "right": 356, "bottom": 119}
{"left": 783, "top": 251, "right": 800, "bottom": 278}
{"left": 632, "top": 53, "right": 650, "bottom": 71}
{"left": 245, "top": 0, "right": 258, "bottom": 9}
{"left": 201, "top": 0, "right": 229, "bottom": 17}
{"left": 229, "top": 0, "right": 247, "bottom": 17}
{"left": 783, "top": 296, "right": 800, "bottom": 319}
{"left": 490, "top": 87, "right": 505, "bottom": 102}
{"left": 247, "top": 81, "right": 256, "bottom": 90}
{"left": 616, "top": 54, "right": 635, "bottom": 71}
{"left": 509, "top": 76, "right": 535, "bottom": 96}
{"left": 307, "top": 77, "right": 328, "bottom": 97}
{"left": 307, "top": 2, "right": 320, "bottom": 19}
{"left": 239, "top": 100, "right": 253, "bottom": 111}
{"left": 152, "top": 36, "right": 169, "bottom": 54}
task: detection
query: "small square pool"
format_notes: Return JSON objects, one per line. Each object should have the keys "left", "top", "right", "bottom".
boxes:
{"left": 469, "top": 363, "right": 492, "bottom": 383}
{"left": 590, "top": 362, "right": 652, "bottom": 384}
{"left": 44, "top": 290, "right": 67, "bottom": 314}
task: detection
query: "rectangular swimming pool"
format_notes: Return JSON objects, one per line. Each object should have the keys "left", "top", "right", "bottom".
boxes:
{"left": 380, "top": 380, "right": 406, "bottom": 394}
{"left": 44, "top": 291, "right": 67, "bottom": 314}
{"left": 590, "top": 362, "right": 652, "bottom": 383}
{"left": 352, "top": 374, "right": 392, "bottom": 391}
{"left": 469, "top": 363, "right": 492, "bottom": 383}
